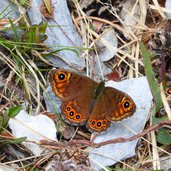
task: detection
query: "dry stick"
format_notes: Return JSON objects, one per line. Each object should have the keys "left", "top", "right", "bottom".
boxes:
{"left": 40, "top": 120, "right": 171, "bottom": 149}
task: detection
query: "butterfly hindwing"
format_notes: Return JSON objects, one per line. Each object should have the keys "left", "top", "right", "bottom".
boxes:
{"left": 86, "top": 94, "right": 111, "bottom": 132}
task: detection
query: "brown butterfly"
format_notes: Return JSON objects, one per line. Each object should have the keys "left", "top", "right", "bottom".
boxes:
{"left": 49, "top": 69, "right": 136, "bottom": 133}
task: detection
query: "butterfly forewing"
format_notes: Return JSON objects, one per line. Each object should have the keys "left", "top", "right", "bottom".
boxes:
{"left": 49, "top": 69, "right": 83, "bottom": 100}
{"left": 103, "top": 87, "right": 136, "bottom": 121}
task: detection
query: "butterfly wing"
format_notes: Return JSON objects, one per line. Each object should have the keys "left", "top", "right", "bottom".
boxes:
{"left": 86, "top": 94, "right": 111, "bottom": 133}
{"left": 103, "top": 87, "right": 136, "bottom": 121}
{"left": 49, "top": 69, "right": 91, "bottom": 100}
{"left": 61, "top": 93, "right": 93, "bottom": 126}
{"left": 49, "top": 69, "right": 98, "bottom": 126}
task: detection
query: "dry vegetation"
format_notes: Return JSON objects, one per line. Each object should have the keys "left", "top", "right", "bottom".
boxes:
{"left": 0, "top": 0, "right": 171, "bottom": 170}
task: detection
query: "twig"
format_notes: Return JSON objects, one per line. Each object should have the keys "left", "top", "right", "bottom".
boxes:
{"left": 40, "top": 120, "right": 171, "bottom": 148}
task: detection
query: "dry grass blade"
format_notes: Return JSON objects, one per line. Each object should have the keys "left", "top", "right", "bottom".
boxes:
{"left": 0, "top": 0, "right": 171, "bottom": 170}
{"left": 160, "top": 83, "right": 171, "bottom": 120}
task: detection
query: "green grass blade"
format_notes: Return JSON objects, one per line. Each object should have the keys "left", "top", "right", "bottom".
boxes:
{"left": 7, "top": 105, "right": 22, "bottom": 118}
{"left": 8, "top": 17, "right": 19, "bottom": 42}
{"left": 140, "top": 42, "right": 163, "bottom": 112}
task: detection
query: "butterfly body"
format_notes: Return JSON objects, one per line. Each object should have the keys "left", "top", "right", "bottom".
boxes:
{"left": 49, "top": 69, "right": 136, "bottom": 133}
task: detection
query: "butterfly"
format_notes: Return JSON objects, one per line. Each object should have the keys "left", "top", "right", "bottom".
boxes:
{"left": 49, "top": 69, "right": 136, "bottom": 133}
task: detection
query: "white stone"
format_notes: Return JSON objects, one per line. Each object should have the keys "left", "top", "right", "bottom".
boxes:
{"left": 165, "top": 0, "right": 171, "bottom": 19}
{"left": 9, "top": 110, "right": 57, "bottom": 155}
